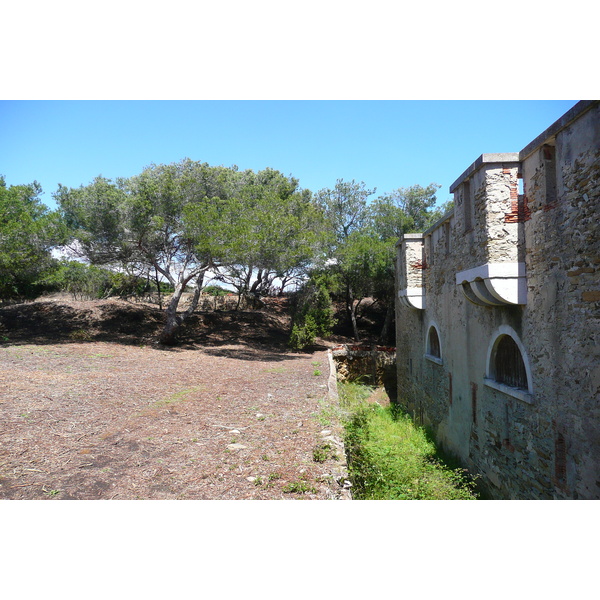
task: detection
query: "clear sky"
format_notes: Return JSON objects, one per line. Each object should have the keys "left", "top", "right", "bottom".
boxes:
{"left": 0, "top": 100, "right": 579, "bottom": 210}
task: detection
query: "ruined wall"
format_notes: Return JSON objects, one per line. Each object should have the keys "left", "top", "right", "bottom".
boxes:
{"left": 395, "top": 101, "right": 600, "bottom": 499}
{"left": 332, "top": 344, "right": 396, "bottom": 390}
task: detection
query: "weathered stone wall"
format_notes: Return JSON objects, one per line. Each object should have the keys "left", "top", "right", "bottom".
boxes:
{"left": 332, "top": 345, "right": 396, "bottom": 389}
{"left": 395, "top": 101, "right": 600, "bottom": 499}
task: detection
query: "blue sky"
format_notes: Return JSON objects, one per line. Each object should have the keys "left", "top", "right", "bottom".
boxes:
{"left": 0, "top": 100, "right": 579, "bottom": 210}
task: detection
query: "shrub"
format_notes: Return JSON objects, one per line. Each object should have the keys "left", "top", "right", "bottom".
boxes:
{"left": 202, "top": 284, "right": 229, "bottom": 297}
{"left": 42, "top": 260, "right": 157, "bottom": 300}
{"left": 340, "top": 383, "right": 478, "bottom": 500}
{"left": 288, "top": 275, "right": 336, "bottom": 350}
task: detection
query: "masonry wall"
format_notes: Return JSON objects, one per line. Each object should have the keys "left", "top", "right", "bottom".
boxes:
{"left": 395, "top": 101, "right": 600, "bottom": 499}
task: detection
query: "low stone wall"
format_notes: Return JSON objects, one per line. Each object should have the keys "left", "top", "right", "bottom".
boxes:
{"left": 331, "top": 344, "right": 397, "bottom": 398}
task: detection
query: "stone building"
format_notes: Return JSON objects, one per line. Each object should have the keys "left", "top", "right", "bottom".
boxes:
{"left": 395, "top": 100, "right": 599, "bottom": 499}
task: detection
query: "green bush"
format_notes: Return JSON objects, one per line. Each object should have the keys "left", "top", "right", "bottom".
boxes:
{"left": 202, "top": 284, "right": 229, "bottom": 297}
{"left": 289, "top": 315, "right": 318, "bottom": 350}
{"left": 340, "top": 383, "right": 478, "bottom": 500}
{"left": 42, "top": 260, "right": 155, "bottom": 301}
{"left": 288, "top": 275, "right": 336, "bottom": 350}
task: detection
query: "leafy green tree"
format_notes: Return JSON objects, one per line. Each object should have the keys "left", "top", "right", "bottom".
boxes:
{"left": 206, "top": 169, "right": 326, "bottom": 306}
{"left": 56, "top": 160, "right": 326, "bottom": 344}
{"left": 334, "top": 230, "right": 391, "bottom": 341}
{"left": 316, "top": 179, "right": 376, "bottom": 340}
{"left": 371, "top": 183, "right": 448, "bottom": 235}
{"left": 316, "top": 181, "right": 450, "bottom": 342}
{"left": 368, "top": 183, "right": 450, "bottom": 343}
{"left": 0, "top": 176, "right": 65, "bottom": 301}
{"left": 288, "top": 273, "right": 336, "bottom": 350}
{"left": 56, "top": 160, "right": 237, "bottom": 343}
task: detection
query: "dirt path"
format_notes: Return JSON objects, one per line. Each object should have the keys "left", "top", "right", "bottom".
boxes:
{"left": 0, "top": 298, "right": 350, "bottom": 500}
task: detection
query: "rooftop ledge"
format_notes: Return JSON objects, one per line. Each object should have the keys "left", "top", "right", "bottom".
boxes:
{"left": 456, "top": 262, "right": 527, "bottom": 306}
{"left": 449, "top": 153, "right": 520, "bottom": 193}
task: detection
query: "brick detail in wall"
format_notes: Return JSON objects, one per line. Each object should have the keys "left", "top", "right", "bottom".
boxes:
{"left": 410, "top": 260, "right": 426, "bottom": 270}
{"left": 505, "top": 183, "right": 532, "bottom": 223}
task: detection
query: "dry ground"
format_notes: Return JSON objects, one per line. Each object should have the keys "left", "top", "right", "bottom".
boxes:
{"left": 0, "top": 296, "right": 351, "bottom": 500}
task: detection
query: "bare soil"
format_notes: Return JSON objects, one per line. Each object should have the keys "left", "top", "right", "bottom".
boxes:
{"left": 0, "top": 295, "right": 352, "bottom": 500}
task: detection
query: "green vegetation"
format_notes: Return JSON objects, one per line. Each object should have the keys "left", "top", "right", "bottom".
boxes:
{"left": 2, "top": 164, "right": 448, "bottom": 351}
{"left": 289, "top": 274, "right": 336, "bottom": 350}
{"left": 312, "top": 442, "right": 338, "bottom": 463}
{"left": 202, "top": 284, "right": 229, "bottom": 297}
{"left": 0, "top": 177, "right": 66, "bottom": 301}
{"left": 42, "top": 260, "right": 174, "bottom": 301}
{"left": 282, "top": 480, "right": 317, "bottom": 494}
{"left": 338, "top": 382, "right": 478, "bottom": 500}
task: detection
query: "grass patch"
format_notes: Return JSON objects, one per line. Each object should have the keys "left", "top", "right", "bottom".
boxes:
{"left": 68, "top": 328, "right": 93, "bottom": 341}
{"left": 339, "top": 382, "right": 478, "bottom": 500}
{"left": 312, "top": 442, "right": 339, "bottom": 463}
{"left": 283, "top": 480, "right": 317, "bottom": 494}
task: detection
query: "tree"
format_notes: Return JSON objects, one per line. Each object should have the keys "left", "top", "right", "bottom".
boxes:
{"left": 288, "top": 272, "right": 336, "bottom": 350}
{"left": 316, "top": 179, "right": 376, "bottom": 340}
{"left": 56, "top": 160, "right": 326, "bottom": 344}
{"left": 316, "top": 181, "right": 449, "bottom": 343}
{"left": 333, "top": 230, "right": 391, "bottom": 341}
{"left": 371, "top": 183, "right": 447, "bottom": 235}
{"left": 56, "top": 160, "right": 237, "bottom": 344}
{"left": 0, "top": 176, "right": 65, "bottom": 301}
{"left": 207, "top": 169, "right": 326, "bottom": 305}
{"left": 368, "top": 183, "right": 450, "bottom": 343}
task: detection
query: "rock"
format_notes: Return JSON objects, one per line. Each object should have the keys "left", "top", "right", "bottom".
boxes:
{"left": 230, "top": 429, "right": 240, "bottom": 434}
{"left": 246, "top": 476, "right": 256, "bottom": 482}
{"left": 320, "top": 430, "right": 332, "bottom": 436}
{"left": 227, "top": 443, "right": 247, "bottom": 450}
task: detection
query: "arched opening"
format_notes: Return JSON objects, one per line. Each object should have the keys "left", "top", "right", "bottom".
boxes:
{"left": 494, "top": 334, "right": 528, "bottom": 390}
{"left": 425, "top": 323, "right": 442, "bottom": 365}
{"left": 485, "top": 326, "right": 533, "bottom": 403}
{"left": 427, "top": 326, "right": 441, "bottom": 358}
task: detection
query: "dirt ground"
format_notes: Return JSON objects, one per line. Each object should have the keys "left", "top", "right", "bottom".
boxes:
{"left": 0, "top": 295, "right": 353, "bottom": 500}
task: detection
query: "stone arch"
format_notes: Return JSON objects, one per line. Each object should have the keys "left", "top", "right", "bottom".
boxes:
{"left": 425, "top": 320, "right": 442, "bottom": 363}
{"left": 486, "top": 325, "right": 533, "bottom": 395}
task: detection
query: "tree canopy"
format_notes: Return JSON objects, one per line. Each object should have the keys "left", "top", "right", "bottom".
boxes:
{"left": 4, "top": 157, "right": 451, "bottom": 346}
{"left": 55, "top": 159, "right": 327, "bottom": 342}
{"left": 0, "top": 176, "right": 65, "bottom": 300}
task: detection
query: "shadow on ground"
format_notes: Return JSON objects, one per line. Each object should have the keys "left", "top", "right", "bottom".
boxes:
{"left": 0, "top": 297, "right": 307, "bottom": 362}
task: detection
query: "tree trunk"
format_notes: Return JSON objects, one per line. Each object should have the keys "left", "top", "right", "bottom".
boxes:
{"left": 378, "top": 302, "right": 393, "bottom": 345}
{"left": 160, "top": 283, "right": 186, "bottom": 345}
{"left": 154, "top": 266, "right": 163, "bottom": 310}
{"left": 160, "top": 271, "right": 207, "bottom": 344}
{"left": 346, "top": 284, "right": 360, "bottom": 342}
{"left": 184, "top": 272, "right": 205, "bottom": 318}
{"left": 349, "top": 304, "right": 361, "bottom": 342}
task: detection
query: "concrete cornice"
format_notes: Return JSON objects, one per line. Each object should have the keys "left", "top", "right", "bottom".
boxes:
{"left": 518, "top": 100, "right": 599, "bottom": 160}
{"left": 396, "top": 233, "right": 424, "bottom": 247}
{"left": 449, "top": 153, "right": 520, "bottom": 193}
